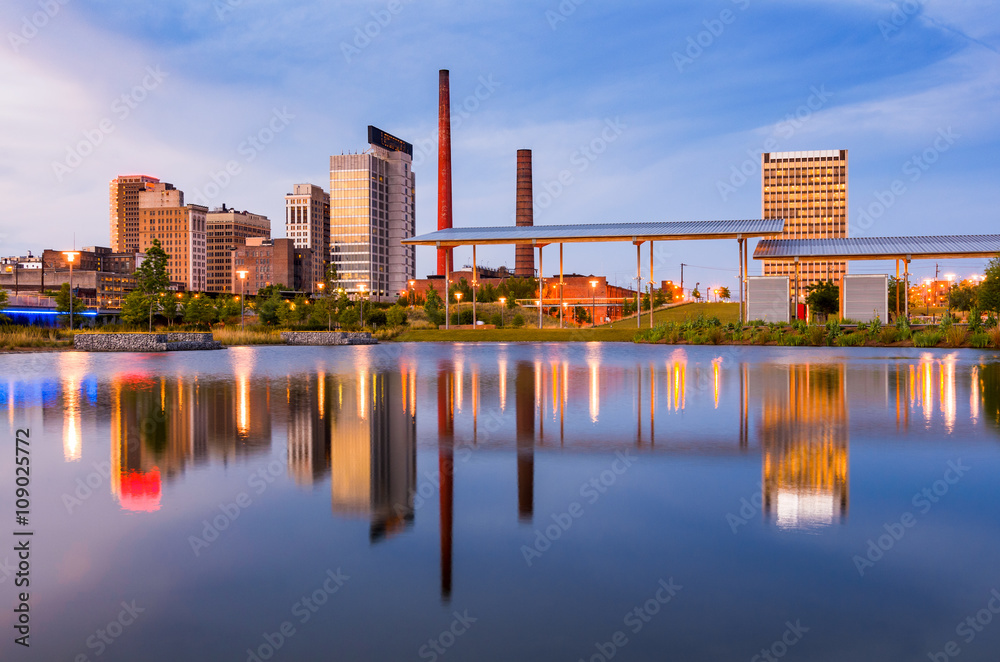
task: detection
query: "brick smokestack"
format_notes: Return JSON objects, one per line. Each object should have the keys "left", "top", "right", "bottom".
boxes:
{"left": 515, "top": 149, "right": 534, "bottom": 278}
{"left": 437, "top": 69, "right": 454, "bottom": 276}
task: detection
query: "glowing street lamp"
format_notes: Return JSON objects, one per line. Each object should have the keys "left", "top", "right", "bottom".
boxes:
{"left": 62, "top": 251, "right": 80, "bottom": 329}
{"left": 317, "top": 281, "right": 331, "bottom": 330}
{"left": 455, "top": 291, "right": 463, "bottom": 325}
{"left": 408, "top": 280, "right": 416, "bottom": 309}
{"left": 358, "top": 283, "right": 366, "bottom": 328}
{"left": 498, "top": 296, "right": 506, "bottom": 328}
{"left": 236, "top": 269, "right": 249, "bottom": 330}
{"left": 589, "top": 279, "right": 598, "bottom": 328}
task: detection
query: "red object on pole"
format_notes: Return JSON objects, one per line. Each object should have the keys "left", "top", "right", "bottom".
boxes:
{"left": 437, "top": 70, "right": 454, "bottom": 276}
{"left": 515, "top": 149, "right": 534, "bottom": 277}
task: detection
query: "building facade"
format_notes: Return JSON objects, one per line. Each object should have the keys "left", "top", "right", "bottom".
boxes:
{"left": 761, "top": 150, "right": 848, "bottom": 295}
{"left": 137, "top": 183, "right": 208, "bottom": 291}
{"left": 206, "top": 206, "right": 271, "bottom": 293}
{"left": 232, "top": 237, "right": 312, "bottom": 295}
{"left": 330, "top": 126, "right": 416, "bottom": 301}
{"left": 110, "top": 175, "right": 160, "bottom": 253}
{"left": 285, "top": 184, "right": 330, "bottom": 290}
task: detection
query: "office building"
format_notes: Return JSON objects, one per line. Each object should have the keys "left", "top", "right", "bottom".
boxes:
{"left": 329, "top": 126, "right": 416, "bottom": 301}
{"left": 137, "top": 182, "right": 208, "bottom": 291}
{"left": 232, "top": 237, "right": 312, "bottom": 294}
{"left": 206, "top": 205, "right": 271, "bottom": 293}
{"left": 110, "top": 175, "right": 160, "bottom": 252}
{"left": 285, "top": 184, "right": 330, "bottom": 289}
{"left": 761, "top": 149, "right": 848, "bottom": 294}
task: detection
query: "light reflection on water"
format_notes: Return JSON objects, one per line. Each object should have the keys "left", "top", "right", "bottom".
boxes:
{"left": 1, "top": 344, "right": 999, "bottom": 661}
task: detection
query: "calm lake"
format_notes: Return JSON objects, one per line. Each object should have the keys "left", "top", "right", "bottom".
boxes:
{"left": 2, "top": 343, "right": 1000, "bottom": 661}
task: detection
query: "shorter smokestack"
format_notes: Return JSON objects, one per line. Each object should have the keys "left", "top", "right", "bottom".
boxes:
{"left": 515, "top": 149, "right": 534, "bottom": 278}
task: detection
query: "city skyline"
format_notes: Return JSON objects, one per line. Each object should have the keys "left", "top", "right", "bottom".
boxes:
{"left": 1, "top": 1, "right": 997, "bottom": 288}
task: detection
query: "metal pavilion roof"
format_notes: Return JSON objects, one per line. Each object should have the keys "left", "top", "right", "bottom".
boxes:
{"left": 753, "top": 235, "right": 1000, "bottom": 261}
{"left": 402, "top": 219, "right": 785, "bottom": 246}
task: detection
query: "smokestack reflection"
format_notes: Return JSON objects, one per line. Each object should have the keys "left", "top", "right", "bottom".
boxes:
{"left": 516, "top": 362, "right": 535, "bottom": 522}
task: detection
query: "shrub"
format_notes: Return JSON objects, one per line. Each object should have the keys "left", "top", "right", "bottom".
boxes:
{"left": 754, "top": 329, "right": 772, "bottom": 345}
{"left": 808, "top": 326, "right": 826, "bottom": 346}
{"left": 836, "top": 332, "right": 864, "bottom": 347}
{"left": 989, "top": 326, "right": 1000, "bottom": 348}
{"left": 913, "top": 330, "right": 944, "bottom": 347}
{"left": 878, "top": 327, "right": 899, "bottom": 345}
{"left": 386, "top": 305, "right": 408, "bottom": 328}
{"left": 707, "top": 327, "right": 726, "bottom": 345}
{"left": 895, "top": 315, "right": 913, "bottom": 340}
{"left": 511, "top": 314, "right": 525, "bottom": 328}
{"left": 969, "top": 332, "right": 989, "bottom": 349}
{"left": 825, "top": 318, "right": 842, "bottom": 345}
{"left": 945, "top": 326, "right": 967, "bottom": 347}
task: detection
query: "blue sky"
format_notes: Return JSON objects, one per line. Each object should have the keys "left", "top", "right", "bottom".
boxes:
{"left": 1, "top": 0, "right": 998, "bottom": 289}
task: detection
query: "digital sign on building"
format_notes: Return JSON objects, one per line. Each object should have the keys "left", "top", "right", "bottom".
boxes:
{"left": 368, "top": 125, "right": 413, "bottom": 157}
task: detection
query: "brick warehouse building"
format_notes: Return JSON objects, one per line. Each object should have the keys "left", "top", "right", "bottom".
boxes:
{"left": 232, "top": 238, "right": 313, "bottom": 295}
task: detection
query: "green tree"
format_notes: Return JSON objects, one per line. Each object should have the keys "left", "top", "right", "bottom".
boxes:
{"left": 0, "top": 288, "right": 7, "bottom": 323}
{"left": 215, "top": 295, "right": 241, "bottom": 323}
{"left": 478, "top": 282, "right": 498, "bottom": 303}
{"left": 133, "top": 239, "right": 170, "bottom": 331}
{"left": 691, "top": 288, "right": 701, "bottom": 301}
{"left": 120, "top": 290, "right": 149, "bottom": 326}
{"left": 54, "top": 282, "right": 88, "bottom": 327}
{"left": 314, "top": 265, "right": 339, "bottom": 330}
{"left": 949, "top": 283, "right": 978, "bottom": 312}
{"left": 719, "top": 286, "right": 731, "bottom": 301}
{"left": 805, "top": 280, "right": 839, "bottom": 316}
{"left": 652, "top": 289, "right": 667, "bottom": 308}
{"left": 161, "top": 293, "right": 180, "bottom": 326}
{"left": 424, "top": 286, "right": 444, "bottom": 326}
{"left": 257, "top": 289, "right": 284, "bottom": 325}
{"left": 887, "top": 276, "right": 904, "bottom": 316}
{"left": 387, "top": 305, "right": 408, "bottom": 327}
{"left": 978, "top": 257, "right": 1000, "bottom": 315}
{"left": 338, "top": 305, "right": 360, "bottom": 330}
{"left": 183, "top": 295, "right": 217, "bottom": 327}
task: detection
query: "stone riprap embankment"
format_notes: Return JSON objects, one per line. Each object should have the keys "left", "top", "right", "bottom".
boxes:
{"left": 74, "top": 332, "right": 223, "bottom": 352}
{"left": 280, "top": 332, "right": 376, "bottom": 345}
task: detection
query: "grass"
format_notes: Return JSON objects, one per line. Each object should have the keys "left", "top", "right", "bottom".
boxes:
{"left": 212, "top": 327, "right": 283, "bottom": 345}
{"left": 0, "top": 325, "right": 72, "bottom": 350}
{"left": 603, "top": 302, "right": 740, "bottom": 330}
{"left": 394, "top": 328, "right": 640, "bottom": 342}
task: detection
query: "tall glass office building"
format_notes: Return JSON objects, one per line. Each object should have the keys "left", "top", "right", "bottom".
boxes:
{"left": 329, "top": 126, "right": 416, "bottom": 301}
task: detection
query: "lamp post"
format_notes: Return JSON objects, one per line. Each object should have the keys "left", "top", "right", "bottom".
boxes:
{"left": 589, "top": 279, "right": 598, "bottom": 328}
{"left": 62, "top": 251, "right": 79, "bottom": 329}
{"left": 236, "top": 269, "right": 248, "bottom": 330}
{"left": 358, "top": 283, "right": 366, "bottom": 328}
{"left": 408, "top": 280, "right": 416, "bottom": 310}
{"left": 317, "top": 281, "right": 332, "bottom": 330}
{"left": 455, "top": 291, "right": 463, "bottom": 326}
{"left": 498, "top": 296, "right": 506, "bottom": 328}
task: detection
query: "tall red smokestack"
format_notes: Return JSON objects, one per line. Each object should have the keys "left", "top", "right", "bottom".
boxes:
{"left": 515, "top": 149, "right": 534, "bottom": 278}
{"left": 437, "top": 70, "right": 454, "bottom": 276}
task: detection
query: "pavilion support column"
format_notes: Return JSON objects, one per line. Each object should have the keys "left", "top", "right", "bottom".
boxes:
{"left": 904, "top": 258, "right": 910, "bottom": 320}
{"left": 895, "top": 258, "right": 900, "bottom": 320}
{"left": 737, "top": 238, "right": 744, "bottom": 324}
{"left": 537, "top": 245, "right": 544, "bottom": 330}
{"left": 444, "top": 246, "right": 451, "bottom": 330}
{"left": 793, "top": 257, "right": 800, "bottom": 321}
{"left": 472, "top": 244, "right": 478, "bottom": 328}
{"left": 559, "top": 243, "right": 564, "bottom": 329}
{"left": 649, "top": 240, "right": 654, "bottom": 329}
{"left": 743, "top": 240, "right": 749, "bottom": 324}
{"left": 635, "top": 242, "right": 641, "bottom": 330}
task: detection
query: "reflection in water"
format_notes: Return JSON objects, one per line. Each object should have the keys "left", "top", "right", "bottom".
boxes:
{"left": 757, "top": 365, "right": 849, "bottom": 531}
{"left": 438, "top": 363, "right": 454, "bottom": 602}
{"left": 981, "top": 362, "right": 1000, "bottom": 435}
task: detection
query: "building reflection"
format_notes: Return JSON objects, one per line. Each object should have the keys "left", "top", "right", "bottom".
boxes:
{"left": 756, "top": 364, "right": 850, "bottom": 530}
{"left": 329, "top": 367, "right": 417, "bottom": 543}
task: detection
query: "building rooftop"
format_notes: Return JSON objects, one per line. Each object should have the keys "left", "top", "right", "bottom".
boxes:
{"left": 753, "top": 235, "right": 1000, "bottom": 261}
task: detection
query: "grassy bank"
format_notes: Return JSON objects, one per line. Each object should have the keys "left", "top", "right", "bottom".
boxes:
{"left": 603, "top": 302, "right": 740, "bottom": 329}
{"left": 212, "top": 328, "right": 284, "bottom": 345}
{"left": 394, "top": 328, "right": 640, "bottom": 342}
{"left": 0, "top": 326, "right": 73, "bottom": 350}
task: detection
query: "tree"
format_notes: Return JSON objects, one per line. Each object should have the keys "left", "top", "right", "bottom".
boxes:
{"left": 133, "top": 239, "right": 170, "bottom": 331}
{"left": 183, "top": 295, "right": 217, "bottom": 327}
{"left": 387, "top": 305, "right": 408, "bottom": 327}
{"left": 805, "top": 280, "right": 839, "bottom": 316}
{"left": 54, "top": 283, "right": 88, "bottom": 327}
{"left": 161, "top": 293, "right": 180, "bottom": 326}
{"left": 424, "top": 286, "right": 444, "bottom": 326}
{"left": 719, "top": 286, "right": 731, "bottom": 301}
{"left": 949, "top": 283, "right": 978, "bottom": 312}
{"left": 978, "top": 257, "right": 1000, "bottom": 315}
{"left": 691, "top": 288, "right": 701, "bottom": 301}
{"left": 0, "top": 288, "right": 7, "bottom": 323}
{"left": 338, "top": 305, "right": 360, "bottom": 330}
{"left": 215, "top": 295, "right": 240, "bottom": 323}
{"left": 887, "top": 276, "right": 904, "bottom": 316}
{"left": 120, "top": 290, "right": 149, "bottom": 326}
{"left": 256, "top": 289, "right": 284, "bottom": 325}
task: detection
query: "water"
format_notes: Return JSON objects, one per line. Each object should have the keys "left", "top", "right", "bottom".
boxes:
{"left": 2, "top": 343, "right": 999, "bottom": 661}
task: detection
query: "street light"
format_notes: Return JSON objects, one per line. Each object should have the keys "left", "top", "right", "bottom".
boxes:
{"left": 455, "top": 291, "right": 463, "bottom": 325}
{"left": 498, "top": 296, "right": 506, "bottom": 328}
{"left": 62, "top": 251, "right": 80, "bottom": 329}
{"left": 408, "top": 280, "right": 416, "bottom": 310}
{"left": 589, "top": 279, "right": 598, "bottom": 328}
{"left": 236, "top": 269, "right": 249, "bottom": 330}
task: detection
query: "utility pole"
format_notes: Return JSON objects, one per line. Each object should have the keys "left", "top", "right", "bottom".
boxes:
{"left": 680, "top": 263, "right": 686, "bottom": 299}
{"left": 935, "top": 263, "right": 939, "bottom": 280}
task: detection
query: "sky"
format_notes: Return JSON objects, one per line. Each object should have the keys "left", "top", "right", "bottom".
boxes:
{"left": 1, "top": 0, "right": 998, "bottom": 291}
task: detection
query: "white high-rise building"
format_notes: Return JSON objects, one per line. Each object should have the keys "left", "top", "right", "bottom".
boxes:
{"left": 329, "top": 126, "right": 416, "bottom": 301}
{"left": 284, "top": 184, "right": 330, "bottom": 290}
